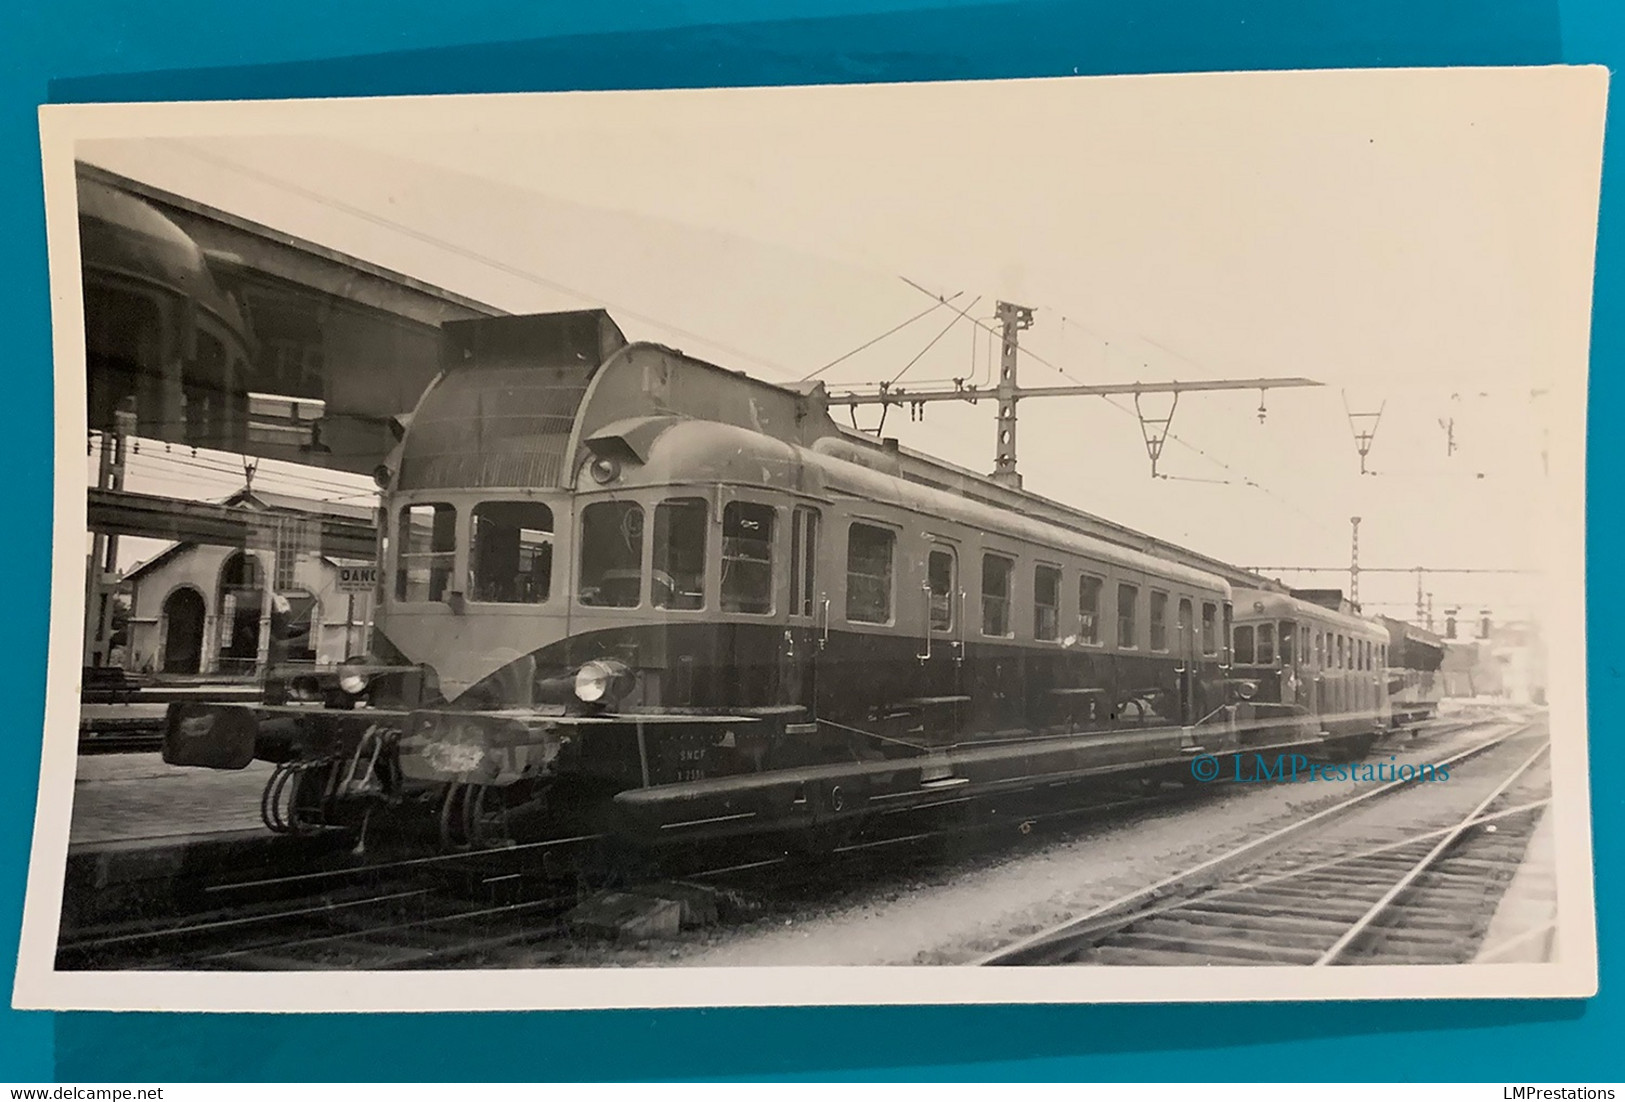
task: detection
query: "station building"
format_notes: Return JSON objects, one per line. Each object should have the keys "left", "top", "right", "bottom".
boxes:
{"left": 121, "top": 488, "right": 376, "bottom": 677}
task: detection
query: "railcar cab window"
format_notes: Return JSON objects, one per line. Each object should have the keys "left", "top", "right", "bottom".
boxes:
{"left": 846, "top": 523, "right": 895, "bottom": 624}
{"left": 1279, "top": 621, "right": 1295, "bottom": 667}
{"left": 1201, "top": 602, "right": 1219, "bottom": 655}
{"left": 1256, "top": 622, "right": 1276, "bottom": 665}
{"left": 579, "top": 501, "right": 644, "bottom": 608}
{"left": 1149, "top": 591, "right": 1170, "bottom": 652}
{"left": 653, "top": 498, "right": 707, "bottom": 610}
{"left": 981, "top": 554, "right": 1015, "bottom": 637}
{"left": 1118, "top": 584, "right": 1139, "bottom": 648}
{"left": 469, "top": 501, "right": 553, "bottom": 604}
{"left": 791, "top": 507, "right": 819, "bottom": 617}
{"left": 396, "top": 503, "right": 455, "bottom": 602}
{"left": 928, "top": 546, "right": 956, "bottom": 632}
{"left": 1078, "top": 574, "right": 1104, "bottom": 646}
{"left": 1034, "top": 564, "right": 1061, "bottom": 641}
{"left": 1233, "top": 624, "right": 1255, "bottom": 664}
{"left": 721, "top": 501, "right": 775, "bottom": 614}
{"left": 1315, "top": 631, "right": 1325, "bottom": 668}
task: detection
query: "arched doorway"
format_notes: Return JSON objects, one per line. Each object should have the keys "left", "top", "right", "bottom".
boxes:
{"left": 161, "top": 587, "right": 205, "bottom": 674}
{"left": 218, "top": 550, "right": 265, "bottom": 674}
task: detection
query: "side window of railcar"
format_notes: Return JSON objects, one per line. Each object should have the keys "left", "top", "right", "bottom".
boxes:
{"left": 578, "top": 501, "right": 644, "bottom": 608}
{"left": 652, "top": 498, "right": 708, "bottom": 611}
{"left": 1223, "top": 602, "right": 1233, "bottom": 663}
{"left": 396, "top": 503, "right": 455, "bottom": 603}
{"left": 1336, "top": 635, "right": 1346, "bottom": 669}
{"left": 721, "top": 501, "right": 775, "bottom": 614}
{"left": 1233, "top": 624, "right": 1255, "bottom": 664}
{"left": 1201, "top": 602, "right": 1219, "bottom": 656}
{"left": 1178, "top": 598, "right": 1194, "bottom": 653}
{"left": 1078, "top": 574, "right": 1104, "bottom": 646}
{"left": 1279, "top": 621, "right": 1295, "bottom": 666}
{"left": 1315, "top": 631, "right": 1325, "bottom": 668}
{"left": 981, "top": 554, "right": 1015, "bottom": 637}
{"left": 846, "top": 523, "right": 896, "bottom": 625}
{"left": 469, "top": 501, "right": 553, "bottom": 604}
{"left": 1117, "top": 584, "right": 1139, "bottom": 649}
{"left": 1256, "top": 622, "right": 1276, "bottom": 665}
{"left": 1149, "top": 591, "right": 1169, "bottom": 652}
{"left": 1034, "top": 564, "right": 1061, "bottom": 642}
{"left": 927, "top": 546, "right": 956, "bottom": 632}
{"left": 791, "top": 506, "right": 819, "bottom": 618}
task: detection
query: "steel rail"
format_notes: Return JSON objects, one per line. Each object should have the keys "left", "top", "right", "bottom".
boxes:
{"left": 1314, "top": 738, "right": 1551, "bottom": 965}
{"left": 976, "top": 796, "right": 1551, "bottom": 967}
{"left": 186, "top": 889, "right": 583, "bottom": 969}
{"left": 201, "top": 831, "right": 609, "bottom": 895}
{"left": 974, "top": 719, "right": 1537, "bottom": 966}
{"left": 57, "top": 887, "right": 431, "bottom": 955}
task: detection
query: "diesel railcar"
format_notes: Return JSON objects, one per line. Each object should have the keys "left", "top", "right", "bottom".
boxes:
{"left": 1230, "top": 587, "right": 1392, "bottom": 756}
{"left": 165, "top": 309, "right": 1346, "bottom": 851}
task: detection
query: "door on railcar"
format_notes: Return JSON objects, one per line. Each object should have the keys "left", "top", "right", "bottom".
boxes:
{"left": 785, "top": 504, "right": 822, "bottom": 722}
{"left": 1312, "top": 629, "right": 1327, "bottom": 723}
{"left": 916, "top": 540, "right": 965, "bottom": 740}
{"left": 1176, "top": 597, "right": 1198, "bottom": 725}
{"left": 1277, "top": 620, "right": 1297, "bottom": 711}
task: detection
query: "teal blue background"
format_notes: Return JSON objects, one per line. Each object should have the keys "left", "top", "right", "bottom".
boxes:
{"left": 0, "top": 0, "right": 1615, "bottom": 1081}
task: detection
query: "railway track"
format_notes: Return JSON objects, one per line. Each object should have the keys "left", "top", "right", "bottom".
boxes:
{"left": 57, "top": 709, "right": 1537, "bottom": 970}
{"left": 975, "top": 718, "right": 1549, "bottom": 966}
{"left": 55, "top": 833, "right": 599, "bottom": 971}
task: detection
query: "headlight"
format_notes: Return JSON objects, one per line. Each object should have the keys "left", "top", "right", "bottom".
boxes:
{"left": 574, "top": 660, "right": 615, "bottom": 702}
{"left": 338, "top": 657, "right": 371, "bottom": 697}
{"left": 588, "top": 456, "right": 621, "bottom": 485}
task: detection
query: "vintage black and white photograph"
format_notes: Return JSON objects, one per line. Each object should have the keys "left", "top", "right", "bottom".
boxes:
{"left": 17, "top": 67, "right": 1604, "bottom": 1010}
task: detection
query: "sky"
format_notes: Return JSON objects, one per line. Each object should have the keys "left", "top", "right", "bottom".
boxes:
{"left": 69, "top": 67, "right": 1606, "bottom": 626}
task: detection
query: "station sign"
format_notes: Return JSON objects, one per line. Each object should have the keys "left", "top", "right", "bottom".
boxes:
{"left": 336, "top": 565, "right": 379, "bottom": 593}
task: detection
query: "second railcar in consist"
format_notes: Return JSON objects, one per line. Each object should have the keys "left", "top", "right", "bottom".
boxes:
{"left": 165, "top": 310, "right": 1372, "bottom": 851}
{"left": 1230, "top": 588, "right": 1392, "bottom": 757}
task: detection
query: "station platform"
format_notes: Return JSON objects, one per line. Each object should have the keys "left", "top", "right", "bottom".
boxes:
{"left": 1474, "top": 809, "right": 1558, "bottom": 964}
{"left": 63, "top": 753, "right": 357, "bottom": 930}
{"left": 69, "top": 752, "right": 273, "bottom": 848}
